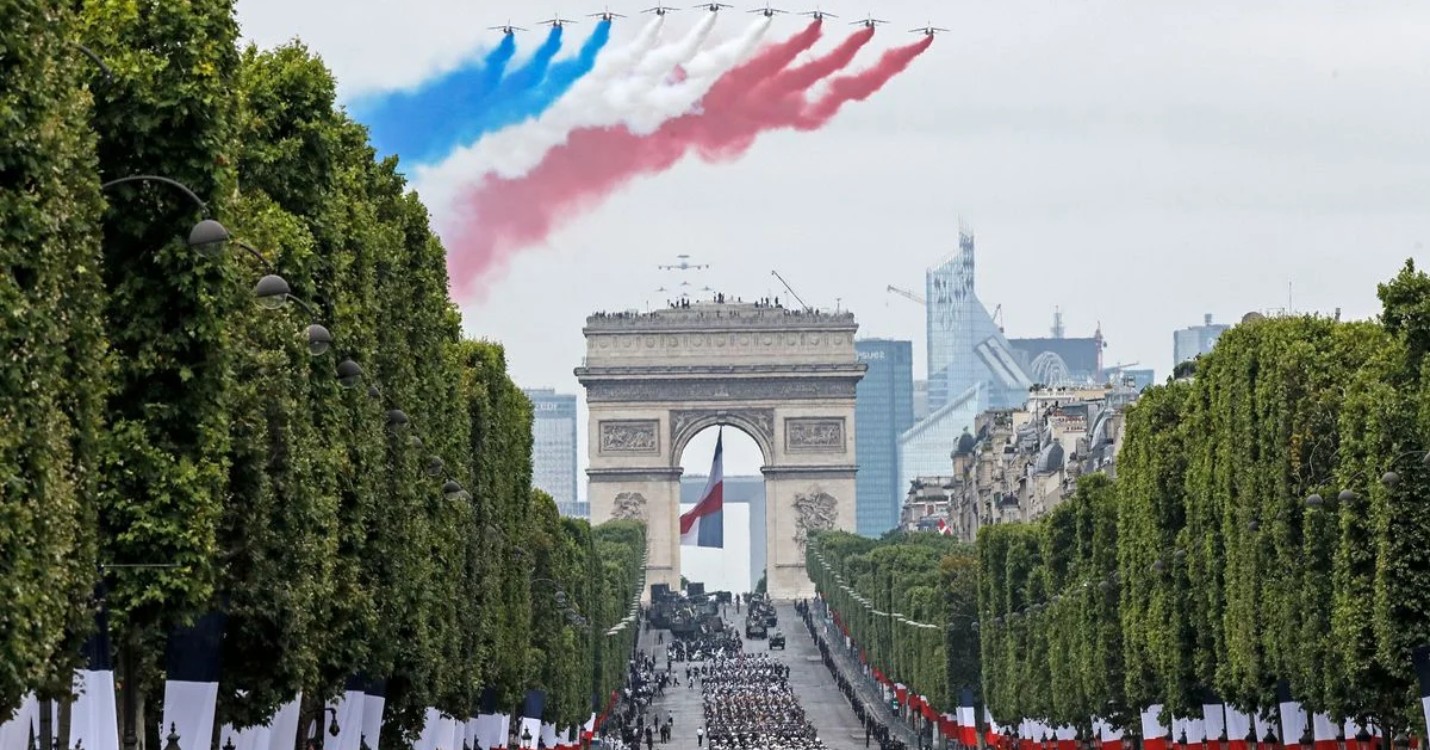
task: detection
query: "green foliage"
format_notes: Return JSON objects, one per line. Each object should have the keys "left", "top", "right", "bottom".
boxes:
{"left": 0, "top": 4, "right": 650, "bottom": 735}
{"left": 979, "top": 279, "right": 1430, "bottom": 738}
{"left": 808, "top": 531, "right": 974, "bottom": 714}
{"left": 0, "top": 0, "right": 108, "bottom": 708}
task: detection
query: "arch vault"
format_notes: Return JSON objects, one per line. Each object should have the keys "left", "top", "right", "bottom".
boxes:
{"left": 576, "top": 301, "right": 866, "bottom": 600}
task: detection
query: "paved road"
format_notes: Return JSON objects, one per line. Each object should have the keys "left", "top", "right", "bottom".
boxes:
{"left": 639, "top": 604, "right": 868, "bottom": 750}
{"left": 808, "top": 601, "right": 922, "bottom": 750}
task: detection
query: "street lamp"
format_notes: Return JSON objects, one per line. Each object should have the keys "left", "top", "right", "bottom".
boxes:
{"left": 336, "top": 358, "right": 364, "bottom": 389}
{"left": 100, "top": 174, "right": 228, "bottom": 254}
{"left": 443, "top": 480, "right": 465, "bottom": 501}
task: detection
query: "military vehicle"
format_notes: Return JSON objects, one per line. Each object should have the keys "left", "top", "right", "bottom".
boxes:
{"left": 768, "top": 630, "right": 786, "bottom": 649}
{"left": 745, "top": 618, "right": 768, "bottom": 639}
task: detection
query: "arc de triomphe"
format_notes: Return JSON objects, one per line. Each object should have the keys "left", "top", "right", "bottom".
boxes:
{"left": 576, "top": 301, "right": 866, "bottom": 600}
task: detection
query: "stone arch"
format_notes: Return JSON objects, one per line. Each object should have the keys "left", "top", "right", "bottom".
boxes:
{"left": 668, "top": 408, "right": 775, "bottom": 469}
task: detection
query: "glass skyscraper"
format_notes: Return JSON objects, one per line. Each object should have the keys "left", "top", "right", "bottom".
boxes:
{"left": 855, "top": 339, "right": 914, "bottom": 536}
{"left": 523, "top": 388, "right": 579, "bottom": 515}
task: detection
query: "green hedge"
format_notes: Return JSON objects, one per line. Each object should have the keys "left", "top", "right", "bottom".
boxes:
{"left": 1, "top": 2, "right": 648, "bottom": 740}
{"left": 0, "top": 0, "right": 108, "bottom": 709}
{"left": 978, "top": 264, "right": 1430, "bottom": 738}
{"left": 808, "top": 531, "right": 976, "bottom": 714}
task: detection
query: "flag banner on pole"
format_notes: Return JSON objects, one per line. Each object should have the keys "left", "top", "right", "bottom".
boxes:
{"left": 0, "top": 694, "right": 39, "bottom": 750}
{"left": 1277, "top": 680, "right": 1304, "bottom": 750}
{"left": 415, "top": 709, "right": 444, "bottom": 750}
{"left": 1202, "top": 704, "right": 1226, "bottom": 747}
{"left": 1225, "top": 706, "right": 1252, "bottom": 750}
{"left": 362, "top": 680, "right": 387, "bottom": 750}
{"left": 1141, "top": 706, "right": 1168, "bottom": 750}
{"left": 1413, "top": 646, "right": 1430, "bottom": 745}
{"left": 324, "top": 677, "right": 367, "bottom": 750}
{"left": 465, "top": 717, "right": 480, "bottom": 750}
{"left": 266, "top": 694, "right": 303, "bottom": 750}
{"left": 475, "top": 715, "right": 505, "bottom": 750}
{"left": 162, "top": 611, "right": 226, "bottom": 750}
{"left": 73, "top": 592, "right": 119, "bottom": 750}
{"left": 679, "top": 429, "right": 724, "bottom": 548}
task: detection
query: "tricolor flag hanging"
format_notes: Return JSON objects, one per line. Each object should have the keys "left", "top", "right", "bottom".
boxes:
{"left": 936, "top": 519, "right": 953, "bottom": 537}
{"left": 679, "top": 430, "right": 724, "bottom": 548}
{"left": 1412, "top": 645, "right": 1430, "bottom": 744}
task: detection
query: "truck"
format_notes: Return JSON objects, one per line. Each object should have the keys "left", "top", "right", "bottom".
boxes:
{"left": 768, "top": 630, "right": 786, "bottom": 649}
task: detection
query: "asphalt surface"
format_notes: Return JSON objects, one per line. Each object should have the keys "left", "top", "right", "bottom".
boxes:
{"left": 639, "top": 604, "right": 868, "bottom": 750}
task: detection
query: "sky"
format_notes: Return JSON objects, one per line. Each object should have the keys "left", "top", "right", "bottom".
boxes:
{"left": 236, "top": 0, "right": 1430, "bottom": 481}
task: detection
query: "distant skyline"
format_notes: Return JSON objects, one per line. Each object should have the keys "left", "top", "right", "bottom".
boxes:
{"left": 238, "top": 0, "right": 1430, "bottom": 477}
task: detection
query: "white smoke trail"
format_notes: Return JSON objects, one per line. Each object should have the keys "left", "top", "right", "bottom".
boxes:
{"left": 624, "top": 16, "right": 772, "bottom": 135}
{"left": 416, "top": 14, "right": 719, "bottom": 190}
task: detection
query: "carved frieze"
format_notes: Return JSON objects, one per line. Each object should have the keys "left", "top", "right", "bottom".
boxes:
{"left": 610, "top": 492, "right": 649, "bottom": 522}
{"left": 599, "top": 420, "right": 660, "bottom": 455}
{"left": 785, "top": 417, "right": 846, "bottom": 453}
{"left": 792, "top": 486, "right": 839, "bottom": 553}
{"left": 585, "top": 378, "right": 857, "bottom": 403}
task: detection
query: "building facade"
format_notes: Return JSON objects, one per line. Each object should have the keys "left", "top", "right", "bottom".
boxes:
{"left": 902, "top": 384, "right": 1139, "bottom": 540}
{"left": 524, "top": 388, "right": 580, "bottom": 516}
{"left": 855, "top": 339, "right": 915, "bottom": 536}
{"left": 1174, "top": 314, "right": 1230, "bottom": 365}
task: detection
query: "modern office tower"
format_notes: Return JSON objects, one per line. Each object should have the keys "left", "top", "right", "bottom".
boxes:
{"left": 1174, "top": 314, "right": 1230, "bottom": 365}
{"left": 523, "top": 388, "right": 579, "bottom": 516}
{"left": 855, "top": 339, "right": 914, "bottom": 536}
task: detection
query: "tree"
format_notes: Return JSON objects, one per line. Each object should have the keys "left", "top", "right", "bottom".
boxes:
{"left": 0, "top": 0, "right": 108, "bottom": 709}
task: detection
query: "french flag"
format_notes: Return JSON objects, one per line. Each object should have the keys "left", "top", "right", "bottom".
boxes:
{"left": 680, "top": 430, "right": 724, "bottom": 548}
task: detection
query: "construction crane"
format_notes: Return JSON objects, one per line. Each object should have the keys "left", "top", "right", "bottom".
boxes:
{"left": 770, "top": 270, "right": 812, "bottom": 311}
{"left": 1103, "top": 361, "right": 1140, "bottom": 372}
{"left": 886, "top": 285, "right": 925, "bottom": 305}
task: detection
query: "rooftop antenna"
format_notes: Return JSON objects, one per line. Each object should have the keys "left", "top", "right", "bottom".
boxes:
{"left": 770, "top": 270, "right": 812, "bottom": 311}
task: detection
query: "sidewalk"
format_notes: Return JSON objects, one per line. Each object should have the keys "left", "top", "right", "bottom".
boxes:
{"left": 808, "top": 601, "right": 924, "bottom": 750}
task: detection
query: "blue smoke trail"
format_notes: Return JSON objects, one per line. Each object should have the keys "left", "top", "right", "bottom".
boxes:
{"left": 353, "top": 34, "right": 518, "bottom": 165}
{"left": 465, "top": 21, "right": 613, "bottom": 143}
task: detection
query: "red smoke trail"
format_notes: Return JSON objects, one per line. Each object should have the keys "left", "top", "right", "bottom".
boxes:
{"left": 448, "top": 30, "right": 931, "bottom": 298}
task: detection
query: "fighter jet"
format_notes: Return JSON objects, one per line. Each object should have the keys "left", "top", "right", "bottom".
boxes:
{"left": 850, "top": 13, "right": 887, "bottom": 28}
{"left": 909, "top": 23, "right": 949, "bottom": 36}
{"left": 590, "top": 6, "right": 627, "bottom": 20}
{"left": 749, "top": 2, "right": 786, "bottom": 16}
{"left": 487, "top": 21, "right": 527, "bottom": 34}
{"left": 643, "top": 4, "right": 679, "bottom": 14}
{"left": 659, "top": 254, "right": 710, "bottom": 271}
{"left": 537, "top": 14, "right": 578, "bottom": 27}
{"left": 799, "top": 6, "right": 838, "bottom": 20}
{"left": 693, "top": 2, "right": 734, "bottom": 12}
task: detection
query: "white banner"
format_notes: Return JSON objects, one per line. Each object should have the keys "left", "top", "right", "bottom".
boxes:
{"left": 162, "top": 679, "right": 220, "bottom": 750}
{"left": 220, "top": 716, "right": 272, "bottom": 750}
{"left": 518, "top": 718, "right": 541, "bottom": 749}
{"left": 474, "top": 715, "right": 505, "bottom": 750}
{"left": 325, "top": 691, "right": 366, "bottom": 750}
{"left": 72, "top": 670, "right": 120, "bottom": 750}
{"left": 268, "top": 696, "right": 304, "bottom": 750}
{"left": 415, "top": 709, "right": 444, "bottom": 750}
{"left": 1202, "top": 705, "right": 1226, "bottom": 742}
{"left": 361, "top": 694, "right": 386, "bottom": 750}
{"left": 0, "top": 695, "right": 39, "bottom": 750}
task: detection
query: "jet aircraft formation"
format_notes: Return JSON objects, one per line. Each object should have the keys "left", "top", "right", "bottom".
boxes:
{"left": 486, "top": 4, "right": 945, "bottom": 35}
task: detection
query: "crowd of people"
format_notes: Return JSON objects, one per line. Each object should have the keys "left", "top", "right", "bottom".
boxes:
{"left": 668, "top": 629, "right": 743, "bottom": 663}
{"left": 596, "top": 596, "right": 916, "bottom": 750}
{"left": 699, "top": 653, "right": 827, "bottom": 750}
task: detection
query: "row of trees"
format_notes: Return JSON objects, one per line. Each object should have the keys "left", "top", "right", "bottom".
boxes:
{"left": 805, "top": 532, "right": 978, "bottom": 714}
{"left": 806, "top": 264, "right": 1430, "bottom": 744}
{"left": 3, "top": 0, "right": 644, "bottom": 741}
{"left": 980, "top": 266, "right": 1430, "bottom": 739}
